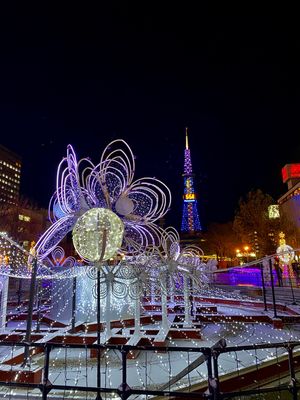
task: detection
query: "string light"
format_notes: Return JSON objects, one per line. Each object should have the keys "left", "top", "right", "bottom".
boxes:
{"left": 2, "top": 139, "right": 300, "bottom": 395}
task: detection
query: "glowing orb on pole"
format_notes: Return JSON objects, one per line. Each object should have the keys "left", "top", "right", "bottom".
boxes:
{"left": 72, "top": 208, "right": 124, "bottom": 262}
{"left": 276, "top": 231, "right": 295, "bottom": 265}
{"left": 276, "top": 244, "right": 294, "bottom": 265}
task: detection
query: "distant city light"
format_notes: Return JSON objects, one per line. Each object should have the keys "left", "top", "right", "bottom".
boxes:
{"left": 268, "top": 205, "right": 280, "bottom": 219}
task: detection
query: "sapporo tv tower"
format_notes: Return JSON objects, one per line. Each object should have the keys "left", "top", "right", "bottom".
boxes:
{"left": 181, "top": 127, "right": 202, "bottom": 233}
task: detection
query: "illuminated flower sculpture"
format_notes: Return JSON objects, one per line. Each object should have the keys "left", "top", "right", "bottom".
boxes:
{"left": 43, "top": 246, "right": 76, "bottom": 269}
{"left": 0, "top": 234, "right": 80, "bottom": 280}
{"left": 85, "top": 259, "right": 152, "bottom": 336}
{"left": 148, "top": 227, "right": 204, "bottom": 326}
{"left": 154, "top": 227, "right": 204, "bottom": 292}
{"left": 34, "top": 140, "right": 171, "bottom": 261}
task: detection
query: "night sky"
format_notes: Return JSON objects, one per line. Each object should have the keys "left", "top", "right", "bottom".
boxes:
{"left": 1, "top": 7, "right": 299, "bottom": 230}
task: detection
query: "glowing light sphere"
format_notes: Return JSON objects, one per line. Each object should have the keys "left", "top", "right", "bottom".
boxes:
{"left": 276, "top": 244, "right": 295, "bottom": 264}
{"left": 72, "top": 208, "right": 124, "bottom": 262}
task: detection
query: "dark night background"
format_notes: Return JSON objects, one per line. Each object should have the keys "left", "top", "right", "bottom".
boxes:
{"left": 0, "top": 7, "right": 299, "bottom": 230}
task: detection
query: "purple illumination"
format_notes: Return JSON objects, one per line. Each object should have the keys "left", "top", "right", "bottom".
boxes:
{"left": 214, "top": 266, "right": 281, "bottom": 287}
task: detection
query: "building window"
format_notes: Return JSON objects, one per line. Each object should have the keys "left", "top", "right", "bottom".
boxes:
{"left": 18, "top": 214, "right": 31, "bottom": 222}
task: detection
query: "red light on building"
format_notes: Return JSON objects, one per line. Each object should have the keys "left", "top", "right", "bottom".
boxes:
{"left": 282, "top": 164, "right": 300, "bottom": 183}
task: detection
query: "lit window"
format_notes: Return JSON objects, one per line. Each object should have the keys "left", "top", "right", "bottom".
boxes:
{"left": 18, "top": 214, "right": 24, "bottom": 220}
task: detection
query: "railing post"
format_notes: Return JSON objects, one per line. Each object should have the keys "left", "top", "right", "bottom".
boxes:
{"left": 287, "top": 346, "right": 298, "bottom": 400}
{"left": 269, "top": 258, "right": 278, "bottom": 319}
{"left": 212, "top": 350, "right": 221, "bottom": 400}
{"left": 260, "top": 262, "right": 268, "bottom": 311}
{"left": 288, "top": 266, "right": 297, "bottom": 305}
{"left": 205, "top": 348, "right": 215, "bottom": 397}
{"left": 41, "top": 344, "right": 52, "bottom": 400}
{"left": 36, "top": 280, "right": 41, "bottom": 333}
{"left": 118, "top": 348, "right": 131, "bottom": 400}
{"left": 96, "top": 268, "right": 102, "bottom": 400}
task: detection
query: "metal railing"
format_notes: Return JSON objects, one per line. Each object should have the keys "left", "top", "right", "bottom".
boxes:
{"left": 0, "top": 340, "right": 300, "bottom": 399}
{"left": 212, "top": 250, "right": 300, "bottom": 317}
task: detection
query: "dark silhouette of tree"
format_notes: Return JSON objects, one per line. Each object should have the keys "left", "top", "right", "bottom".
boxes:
{"left": 204, "top": 222, "right": 240, "bottom": 262}
{"left": 233, "top": 189, "right": 297, "bottom": 258}
{"left": 0, "top": 196, "right": 47, "bottom": 246}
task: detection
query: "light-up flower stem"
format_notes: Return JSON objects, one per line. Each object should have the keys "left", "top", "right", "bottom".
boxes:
{"left": 127, "top": 256, "right": 155, "bottom": 337}
{"left": 22, "top": 243, "right": 38, "bottom": 367}
{"left": 148, "top": 227, "right": 203, "bottom": 329}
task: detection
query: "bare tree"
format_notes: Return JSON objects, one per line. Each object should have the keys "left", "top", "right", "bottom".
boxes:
{"left": 204, "top": 222, "right": 240, "bottom": 262}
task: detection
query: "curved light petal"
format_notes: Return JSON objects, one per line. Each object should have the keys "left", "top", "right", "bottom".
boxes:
{"left": 160, "top": 227, "right": 180, "bottom": 258}
{"left": 100, "top": 139, "right": 135, "bottom": 188}
{"left": 62, "top": 256, "right": 77, "bottom": 269}
{"left": 122, "top": 222, "right": 164, "bottom": 255}
{"left": 86, "top": 162, "right": 126, "bottom": 208}
{"left": 35, "top": 215, "right": 77, "bottom": 260}
{"left": 125, "top": 177, "right": 171, "bottom": 223}
{"left": 50, "top": 145, "right": 93, "bottom": 223}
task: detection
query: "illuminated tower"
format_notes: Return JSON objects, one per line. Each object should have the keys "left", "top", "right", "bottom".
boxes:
{"left": 181, "top": 128, "right": 202, "bottom": 233}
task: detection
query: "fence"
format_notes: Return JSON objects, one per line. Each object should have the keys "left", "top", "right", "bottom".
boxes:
{"left": 0, "top": 340, "right": 300, "bottom": 399}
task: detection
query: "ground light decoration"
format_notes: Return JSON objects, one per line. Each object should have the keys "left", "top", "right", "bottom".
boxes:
{"left": 42, "top": 246, "right": 79, "bottom": 329}
{"left": 85, "top": 261, "right": 137, "bottom": 337}
{"left": 0, "top": 235, "right": 84, "bottom": 322}
{"left": 3, "top": 239, "right": 300, "bottom": 395}
{"left": 0, "top": 233, "right": 81, "bottom": 280}
{"left": 0, "top": 235, "right": 85, "bottom": 370}
{"left": 84, "top": 257, "right": 154, "bottom": 338}
{"left": 0, "top": 236, "right": 84, "bottom": 337}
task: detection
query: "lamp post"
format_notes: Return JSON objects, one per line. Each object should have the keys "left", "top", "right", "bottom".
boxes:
{"left": 244, "top": 246, "right": 249, "bottom": 264}
{"left": 236, "top": 249, "right": 241, "bottom": 265}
